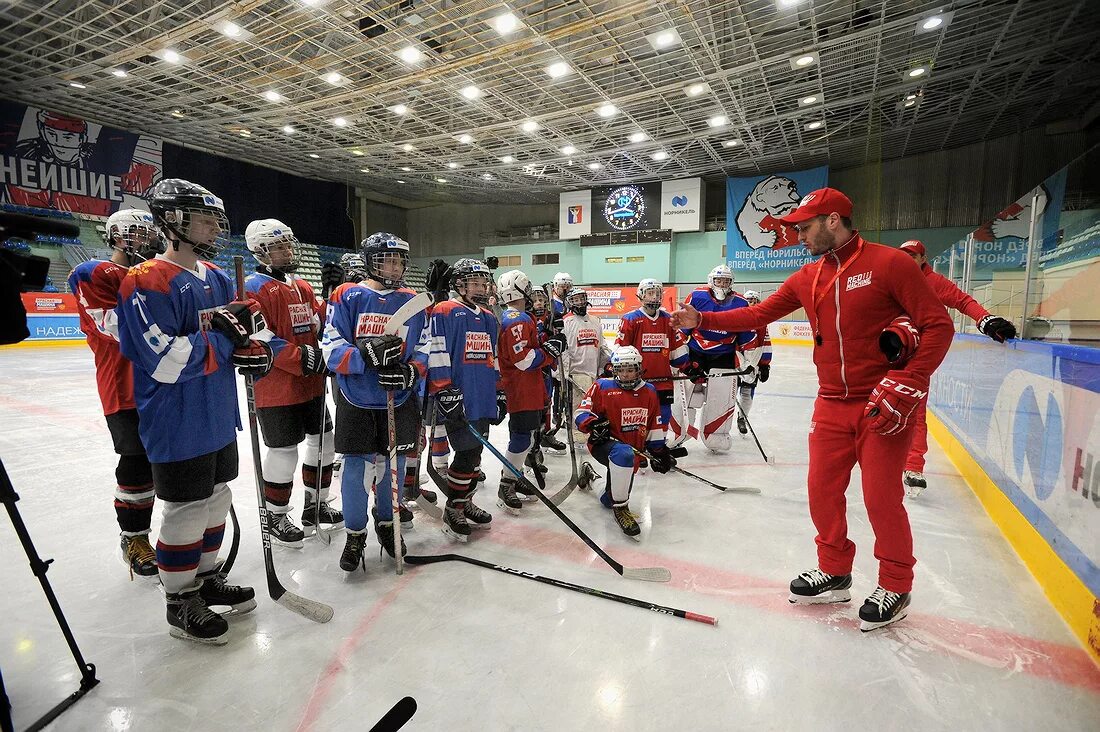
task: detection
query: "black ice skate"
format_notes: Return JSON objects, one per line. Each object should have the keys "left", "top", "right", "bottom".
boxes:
{"left": 442, "top": 501, "right": 472, "bottom": 543}
{"left": 372, "top": 509, "right": 407, "bottom": 559}
{"left": 788, "top": 568, "right": 853, "bottom": 604}
{"left": 302, "top": 500, "right": 344, "bottom": 536}
{"left": 737, "top": 415, "right": 748, "bottom": 435}
{"left": 166, "top": 589, "right": 229, "bottom": 645}
{"left": 542, "top": 432, "right": 567, "bottom": 454}
{"left": 339, "top": 530, "right": 368, "bottom": 571}
{"left": 497, "top": 477, "right": 523, "bottom": 515}
{"left": 463, "top": 494, "right": 493, "bottom": 529}
{"left": 399, "top": 502, "right": 414, "bottom": 530}
{"left": 612, "top": 504, "right": 641, "bottom": 541}
{"left": 120, "top": 534, "right": 158, "bottom": 580}
{"left": 859, "top": 587, "right": 911, "bottom": 631}
{"left": 270, "top": 512, "right": 305, "bottom": 548}
{"left": 904, "top": 471, "right": 927, "bottom": 498}
{"left": 199, "top": 572, "right": 257, "bottom": 616}
{"left": 577, "top": 461, "right": 600, "bottom": 491}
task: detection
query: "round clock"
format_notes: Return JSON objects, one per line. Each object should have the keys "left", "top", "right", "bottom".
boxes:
{"left": 603, "top": 185, "right": 645, "bottom": 230}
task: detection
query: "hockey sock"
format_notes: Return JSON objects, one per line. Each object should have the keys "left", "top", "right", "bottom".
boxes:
{"left": 301, "top": 430, "right": 336, "bottom": 501}
{"left": 659, "top": 401, "right": 672, "bottom": 428}
{"left": 197, "top": 482, "right": 231, "bottom": 576}
{"left": 738, "top": 386, "right": 754, "bottom": 416}
{"left": 431, "top": 424, "right": 451, "bottom": 469}
{"left": 156, "top": 498, "right": 209, "bottom": 594}
{"left": 371, "top": 455, "right": 406, "bottom": 520}
{"left": 263, "top": 445, "right": 299, "bottom": 514}
{"left": 340, "top": 454, "right": 373, "bottom": 533}
{"left": 608, "top": 444, "right": 636, "bottom": 503}
{"left": 504, "top": 430, "right": 533, "bottom": 475}
{"left": 115, "top": 454, "right": 155, "bottom": 535}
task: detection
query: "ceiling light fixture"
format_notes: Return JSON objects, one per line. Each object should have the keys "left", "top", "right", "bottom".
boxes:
{"left": 238, "top": 129, "right": 251, "bottom": 137}
{"left": 482, "top": 173, "right": 494, "bottom": 180}
{"left": 916, "top": 12, "right": 952, "bottom": 34}
{"left": 170, "top": 110, "right": 185, "bottom": 118}
{"left": 596, "top": 103, "right": 618, "bottom": 118}
{"left": 324, "top": 72, "right": 347, "bottom": 86}
{"left": 628, "top": 132, "right": 648, "bottom": 143}
{"left": 401, "top": 143, "right": 415, "bottom": 152}
{"left": 221, "top": 21, "right": 242, "bottom": 38}
{"left": 397, "top": 45, "right": 423, "bottom": 64}
{"left": 490, "top": 12, "right": 521, "bottom": 35}
{"left": 360, "top": 168, "right": 371, "bottom": 173}
{"left": 521, "top": 119, "right": 541, "bottom": 133}
{"left": 282, "top": 125, "right": 295, "bottom": 134}
{"left": 397, "top": 180, "right": 406, "bottom": 184}
{"left": 800, "top": 95, "right": 819, "bottom": 105}
{"left": 587, "top": 162, "right": 602, "bottom": 170}
{"left": 723, "top": 139, "right": 742, "bottom": 147}
{"left": 560, "top": 145, "right": 577, "bottom": 155}
{"left": 459, "top": 85, "right": 482, "bottom": 100}
{"left": 400, "top": 166, "right": 412, "bottom": 171}
{"left": 308, "top": 153, "right": 320, "bottom": 159}
{"left": 708, "top": 115, "right": 728, "bottom": 128}
{"left": 789, "top": 51, "right": 818, "bottom": 70}
{"left": 388, "top": 104, "right": 409, "bottom": 115}
{"left": 545, "top": 61, "right": 572, "bottom": 79}
{"left": 908, "top": 66, "right": 928, "bottom": 78}
{"left": 351, "top": 149, "right": 365, "bottom": 156}
{"left": 646, "top": 28, "right": 682, "bottom": 51}
{"left": 111, "top": 69, "right": 128, "bottom": 78}
{"left": 500, "top": 155, "right": 515, "bottom": 164}
{"left": 651, "top": 151, "right": 669, "bottom": 161}
{"left": 447, "top": 162, "right": 459, "bottom": 169}
{"left": 684, "top": 82, "right": 709, "bottom": 97}
{"left": 161, "top": 49, "right": 182, "bottom": 64}
{"left": 436, "top": 178, "right": 447, "bottom": 183}
{"left": 332, "top": 117, "right": 349, "bottom": 127}
{"left": 262, "top": 90, "right": 284, "bottom": 103}
{"left": 456, "top": 134, "right": 475, "bottom": 144}
{"left": 804, "top": 121, "right": 824, "bottom": 131}
{"left": 69, "top": 82, "right": 87, "bottom": 89}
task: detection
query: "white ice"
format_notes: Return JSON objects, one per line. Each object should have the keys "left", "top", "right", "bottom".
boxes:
{"left": 1, "top": 344, "right": 1098, "bottom": 731}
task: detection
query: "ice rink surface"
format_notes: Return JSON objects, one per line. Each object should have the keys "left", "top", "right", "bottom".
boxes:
{"left": 2, "top": 343, "right": 1098, "bottom": 731}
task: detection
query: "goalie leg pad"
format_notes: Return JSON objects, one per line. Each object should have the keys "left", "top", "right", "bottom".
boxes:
{"left": 700, "top": 374, "right": 738, "bottom": 450}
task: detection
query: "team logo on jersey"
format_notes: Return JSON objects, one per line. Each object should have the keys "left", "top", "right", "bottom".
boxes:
{"left": 620, "top": 407, "right": 649, "bottom": 431}
{"left": 640, "top": 332, "right": 668, "bottom": 350}
{"left": 355, "top": 312, "right": 390, "bottom": 338}
{"left": 577, "top": 328, "right": 599, "bottom": 347}
{"left": 198, "top": 307, "right": 216, "bottom": 332}
{"left": 288, "top": 302, "right": 314, "bottom": 334}
{"left": 846, "top": 272, "right": 872, "bottom": 291}
{"left": 463, "top": 331, "right": 494, "bottom": 364}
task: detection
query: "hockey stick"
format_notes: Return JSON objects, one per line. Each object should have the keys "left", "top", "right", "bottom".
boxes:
{"left": 234, "top": 256, "right": 334, "bottom": 623}
{"left": 647, "top": 368, "right": 752, "bottom": 383}
{"left": 218, "top": 505, "right": 241, "bottom": 574}
{"left": 405, "top": 553, "right": 715, "bottom": 625}
{"left": 613, "top": 439, "right": 761, "bottom": 494}
{"left": 311, "top": 376, "right": 332, "bottom": 545}
{"left": 548, "top": 366, "right": 580, "bottom": 505}
{"left": 734, "top": 396, "right": 772, "bottom": 465}
{"left": 464, "top": 420, "right": 672, "bottom": 582}
{"left": 420, "top": 399, "right": 448, "bottom": 519}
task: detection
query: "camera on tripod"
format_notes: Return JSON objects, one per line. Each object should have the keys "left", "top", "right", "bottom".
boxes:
{"left": 0, "top": 210, "right": 76, "bottom": 346}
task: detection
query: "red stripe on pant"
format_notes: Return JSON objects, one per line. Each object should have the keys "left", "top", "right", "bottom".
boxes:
{"left": 904, "top": 400, "right": 928, "bottom": 472}
{"left": 264, "top": 480, "right": 294, "bottom": 507}
{"left": 808, "top": 397, "right": 915, "bottom": 593}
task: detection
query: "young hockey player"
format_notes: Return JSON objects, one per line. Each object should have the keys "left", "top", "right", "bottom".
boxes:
{"left": 116, "top": 179, "right": 262, "bottom": 644}
{"left": 898, "top": 240, "right": 1016, "bottom": 497}
{"left": 614, "top": 278, "right": 690, "bottom": 435}
{"left": 494, "top": 270, "right": 567, "bottom": 514}
{"left": 68, "top": 208, "right": 163, "bottom": 579}
{"left": 575, "top": 347, "right": 674, "bottom": 539}
{"left": 735, "top": 290, "right": 773, "bottom": 436}
{"left": 244, "top": 219, "right": 341, "bottom": 547}
{"left": 427, "top": 258, "right": 500, "bottom": 542}
{"left": 561, "top": 287, "right": 607, "bottom": 440}
{"left": 672, "top": 265, "right": 754, "bottom": 452}
{"left": 549, "top": 272, "right": 573, "bottom": 318}
{"left": 322, "top": 232, "right": 427, "bottom": 571}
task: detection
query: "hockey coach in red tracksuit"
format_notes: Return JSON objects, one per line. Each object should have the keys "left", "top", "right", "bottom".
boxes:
{"left": 672, "top": 187, "right": 955, "bottom": 631}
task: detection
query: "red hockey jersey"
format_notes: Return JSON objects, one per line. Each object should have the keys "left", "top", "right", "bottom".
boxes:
{"left": 67, "top": 260, "right": 135, "bottom": 415}
{"left": 575, "top": 377, "right": 665, "bottom": 453}
{"left": 498, "top": 307, "right": 552, "bottom": 413}
{"left": 614, "top": 309, "right": 690, "bottom": 392}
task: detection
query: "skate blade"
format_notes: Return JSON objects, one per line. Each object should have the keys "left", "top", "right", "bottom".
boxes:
{"left": 496, "top": 500, "right": 523, "bottom": 516}
{"left": 271, "top": 536, "right": 305, "bottom": 549}
{"left": 623, "top": 532, "right": 642, "bottom": 543}
{"left": 441, "top": 526, "right": 469, "bottom": 543}
{"left": 211, "top": 598, "right": 258, "bottom": 617}
{"left": 401, "top": 520, "right": 414, "bottom": 531}
{"left": 169, "top": 626, "right": 229, "bottom": 646}
{"left": 905, "top": 487, "right": 925, "bottom": 498}
{"left": 860, "top": 609, "right": 909, "bottom": 632}
{"left": 788, "top": 589, "right": 852, "bottom": 605}
{"left": 467, "top": 521, "right": 492, "bottom": 531}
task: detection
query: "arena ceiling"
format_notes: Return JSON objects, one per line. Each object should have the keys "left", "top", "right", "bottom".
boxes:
{"left": 1, "top": 0, "right": 1098, "bottom": 205}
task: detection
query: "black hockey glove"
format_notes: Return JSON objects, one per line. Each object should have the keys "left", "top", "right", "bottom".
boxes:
{"left": 586, "top": 417, "right": 611, "bottom": 445}
{"left": 356, "top": 334, "right": 404, "bottom": 368}
{"left": 758, "top": 363, "right": 770, "bottom": 382}
{"left": 233, "top": 341, "right": 273, "bottom": 376}
{"left": 978, "top": 315, "right": 1017, "bottom": 343}
{"left": 542, "top": 333, "right": 567, "bottom": 360}
{"left": 210, "top": 299, "right": 267, "bottom": 347}
{"left": 378, "top": 362, "right": 417, "bottom": 391}
{"left": 299, "top": 344, "right": 328, "bottom": 375}
{"left": 436, "top": 385, "right": 465, "bottom": 421}
{"left": 649, "top": 445, "right": 676, "bottom": 474}
{"left": 680, "top": 361, "right": 706, "bottom": 380}
{"left": 550, "top": 315, "right": 565, "bottom": 334}
{"left": 321, "top": 261, "right": 344, "bottom": 288}
{"left": 492, "top": 390, "right": 508, "bottom": 425}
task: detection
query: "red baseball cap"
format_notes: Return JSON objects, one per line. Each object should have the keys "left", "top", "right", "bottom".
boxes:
{"left": 777, "top": 187, "right": 853, "bottom": 225}
{"left": 899, "top": 240, "right": 926, "bottom": 256}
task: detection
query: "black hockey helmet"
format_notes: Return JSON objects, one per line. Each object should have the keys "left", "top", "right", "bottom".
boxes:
{"left": 359, "top": 231, "right": 409, "bottom": 288}
{"left": 148, "top": 178, "right": 229, "bottom": 260}
{"left": 449, "top": 258, "right": 492, "bottom": 306}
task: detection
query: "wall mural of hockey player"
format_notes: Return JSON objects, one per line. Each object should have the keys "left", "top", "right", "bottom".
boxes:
{"left": 0, "top": 100, "right": 162, "bottom": 215}
{"left": 724, "top": 165, "right": 829, "bottom": 273}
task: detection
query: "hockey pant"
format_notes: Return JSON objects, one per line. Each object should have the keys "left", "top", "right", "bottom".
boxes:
{"left": 590, "top": 441, "right": 637, "bottom": 505}
{"left": 157, "top": 483, "right": 232, "bottom": 594}
{"left": 904, "top": 399, "right": 929, "bottom": 473}
{"left": 115, "top": 454, "right": 155, "bottom": 536}
{"left": 808, "top": 397, "right": 915, "bottom": 594}
{"left": 262, "top": 431, "right": 336, "bottom": 514}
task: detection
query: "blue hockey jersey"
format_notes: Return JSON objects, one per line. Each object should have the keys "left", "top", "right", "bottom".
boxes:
{"left": 681, "top": 287, "right": 753, "bottom": 356}
{"left": 116, "top": 256, "right": 239, "bottom": 463}
{"left": 426, "top": 298, "right": 499, "bottom": 421}
{"left": 322, "top": 283, "right": 428, "bottom": 410}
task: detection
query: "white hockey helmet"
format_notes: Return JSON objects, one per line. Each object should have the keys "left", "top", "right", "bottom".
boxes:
{"left": 743, "top": 289, "right": 761, "bottom": 303}
{"left": 610, "top": 346, "right": 644, "bottom": 388}
{"left": 565, "top": 287, "right": 588, "bottom": 315}
{"left": 552, "top": 272, "right": 574, "bottom": 291}
{"left": 497, "top": 269, "right": 535, "bottom": 307}
{"left": 637, "top": 278, "right": 663, "bottom": 314}
{"left": 105, "top": 208, "right": 161, "bottom": 260}
{"left": 708, "top": 264, "right": 734, "bottom": 300}
{"left": 246, "top": 218, "right": 301, "bottom": 271}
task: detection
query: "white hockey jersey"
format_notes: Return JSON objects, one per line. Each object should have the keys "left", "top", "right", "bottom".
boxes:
{"left": 563, "top": 312, "right": 604, "bottom": 379}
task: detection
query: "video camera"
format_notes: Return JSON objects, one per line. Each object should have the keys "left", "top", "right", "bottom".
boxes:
{"left": 0, "top": 210, "right": 77, "bottom": 345}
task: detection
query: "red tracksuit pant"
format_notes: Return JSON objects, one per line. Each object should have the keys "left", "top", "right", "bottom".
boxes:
{"left": 808, "top": 397, "right": 916, "bottom": 593}
{"left": 904, "top": 400, "right": 929, "bottom": 472}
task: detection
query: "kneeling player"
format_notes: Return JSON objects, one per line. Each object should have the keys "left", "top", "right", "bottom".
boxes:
{"left": 322, "top": 232, "right": 427, "bottom": 571}
{"left": 575, "top": 347, "right": 674, "bottom": 540}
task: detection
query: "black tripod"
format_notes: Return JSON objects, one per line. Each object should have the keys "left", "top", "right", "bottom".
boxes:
{"left": 1, "top": 457, "right": 98, "bottom": 732}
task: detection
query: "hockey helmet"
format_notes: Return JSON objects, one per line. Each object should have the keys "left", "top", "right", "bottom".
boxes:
{"left": 708, "top": 264, "right": 734, "bottom": 300}
{"left": 565, "top": 287, "right": 589, "bottom": 316}
{"left": 636, "top": 278, "right": 663, "bottom": 314}
{"left": 148, "top": 178, "right": 229, "bottom": 260}
{"left": 105, "top": 208, "right": 162, "bottom": 261}
{"left": 743, "top": 289, "right": 761, "bottom": 304}
{"left": 610, "top": 346, "right": 643, "bottom": 389}
{"left": 359, "top": 232, "right": 410, "bottom": 288}
{"left": 245, "top": 218, "right": 301, "bottom": 272}
{"left": 497, "top": 269, "right": 535, "bottom": 308}
{"left": 552, "top": 272, "right": 573, "bottom": 292}
{"left": 339, "top": 252, "right": 369, "bottom": 283}
{"left": 450, "top": 258, "right": 493, "bottom": 306}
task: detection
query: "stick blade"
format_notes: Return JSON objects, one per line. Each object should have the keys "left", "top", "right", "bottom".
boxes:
{"left": 275, "top": 590, "right": 335, "bottom": 623}
{"left": 416, "top": 493, "right": 444, "bottom": 519}
{"left": 727, "top": 486, "right": 763, "bottom": 495}
{"left": 685, "top": 611, "right": 719, "bottom": 626}
{"left": 549, "top": 479, "right": 578, "bottom": 506}
{"left": 621, "top": 566, "right": 672, "bottom": 583}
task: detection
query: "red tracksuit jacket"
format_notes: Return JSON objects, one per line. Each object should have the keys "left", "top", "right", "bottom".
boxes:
{"left": 922, "top": 265, "right": 991, "bottom": 322}
{"left": 698, "top": 234, "right": 954, "bottom": 398}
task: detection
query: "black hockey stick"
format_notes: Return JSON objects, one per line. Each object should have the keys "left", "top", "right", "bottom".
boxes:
{"left": 613, "top": 439, "right": 761, "bottom": 494}
{"left": 548, "top": 364, "right": 580, "bottom": 505}
{"left": 218, "top": 505, "right": 241, "bottom": 574}
{"left": 734, "top": 396, "right": 772, "bottom": 465}
{"left": 234, "top": 256, "right": 334, "bottom": 623}
{"left": 647, "top": 368, "right": 753, "bottom": 383}
{"left": 464, "top": 420, "right": 672, "bottom": 582}
{"left": 311, "top": 375, "right": 332, "bottom": 545}
{"left": 405, "top": 553, "right": 715, "bottom": 625}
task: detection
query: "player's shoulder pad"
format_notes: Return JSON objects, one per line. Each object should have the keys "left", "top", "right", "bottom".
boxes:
{"left": 202, "top": 260, "right": 222, "bottom": 271}
{"left": 501, "top": 308, "right": 530, "bottom": 324}
{"left": 331, "top": 281, "right": 361, "bottom": 302}
{"left": 395, "top": 286, "right": 417, "bottom": 296}
{"left": 433, "top": 299, "right": 462, "bottom": 315}
{"left": 640, "top": 381, "right": 659, "bottom": 396}
{"left": 121, "top": 258, "right": 174, "bottom": 294}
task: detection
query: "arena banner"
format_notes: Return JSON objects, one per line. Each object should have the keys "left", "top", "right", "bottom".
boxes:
{"left": 725, "top": 166, "right": 828, "bottom": 273}
{"left": 770, "top": 320, "right": 814, "bottom": 343}
{"left": 0, "top": 99, "right": 162, "bottom": 216}
{"left": 930, "top": 336, "right": 1100, "bottom": 597}
{"left": 578, "top": 286, "right": 678, "bottom": 340}
{"left": 21, "top": 292, "right": 82, "bottom": 340}
{"left": 558, "top": 178, "right": 706, "bottom": 238}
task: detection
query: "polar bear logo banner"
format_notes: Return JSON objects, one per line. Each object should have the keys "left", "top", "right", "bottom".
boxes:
{"left": 725, "top": 166, "right": 828, "bottom": 273}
